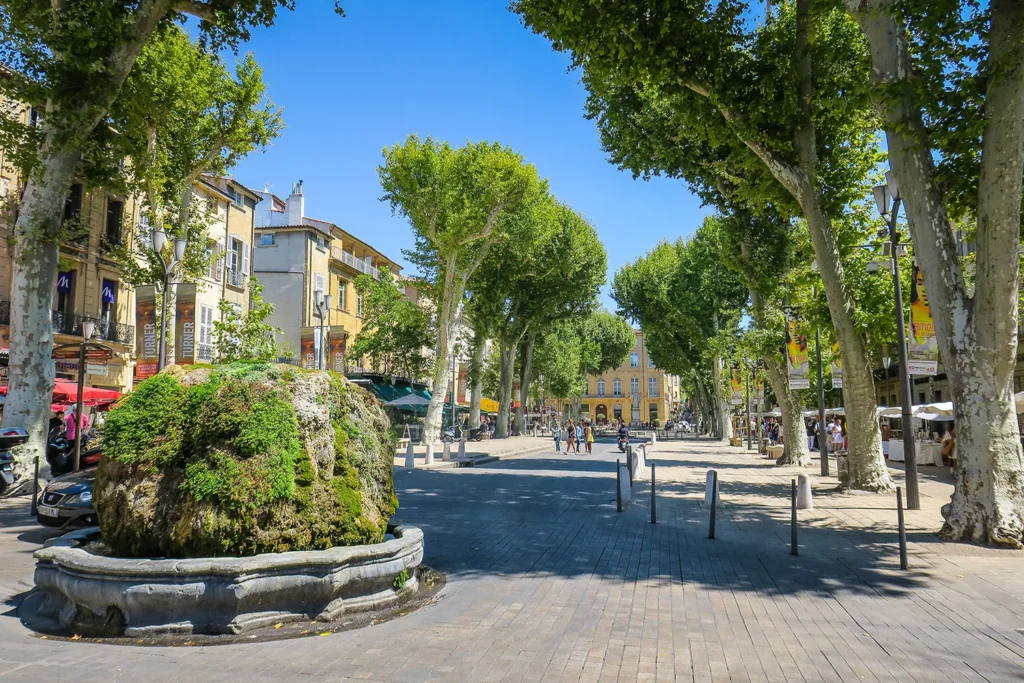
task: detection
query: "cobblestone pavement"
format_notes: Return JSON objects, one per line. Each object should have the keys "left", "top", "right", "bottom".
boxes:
{"left": 1, "top": 437, "right": 1023, "bottom": 682}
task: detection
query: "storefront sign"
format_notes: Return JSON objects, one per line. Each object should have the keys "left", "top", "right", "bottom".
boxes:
{"left": 786, "top": 312, "right": 810, "bottom": 389}
{"left": 135, "top": 286, "right": 159, "bottom": 379}
{"left": 86, "top": 363, "right": 108, "bottom": 377}
{"left": 175, "top": 284, "right": 196, "bottom": 365}
{"left": 56, "top": 271, "right": 73, "bottom": 293}
{"left": 830, "top": 341, "right": 843, "bottom": 389}
{"left": 101, "top": 279, "right": 116, "bottom": 304}
{"left": 909, "top": 263, "right": 939, "bottom": 375}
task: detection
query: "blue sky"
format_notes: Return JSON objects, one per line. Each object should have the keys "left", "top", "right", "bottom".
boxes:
{"left": 229, "top": 1, "right": 710, "bottom": 309}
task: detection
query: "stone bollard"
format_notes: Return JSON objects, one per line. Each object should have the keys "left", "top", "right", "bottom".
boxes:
{"left": 652, "top": 432, "right": 657, "bottom": 445}
{"left": 796, "top": 473, "right": 813, "bottom": 510}
{"left": 619, "top": 464, "right": 633, "bottom": 504}
{"left": 704, "top": 470, "right": 720, "bottom": 506}
{"left": 457, "top": 436, "right": 466, "bottom": 460}
{"left": 425, "top": 443, "right": 434, "bottom": 465}
{"left": 405, "top": 441, "right": 416, "bottom": 469}
{"left": 442, "top": 441, "right": 451, "bottom": 462}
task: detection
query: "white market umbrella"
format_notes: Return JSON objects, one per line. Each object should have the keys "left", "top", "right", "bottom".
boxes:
{"left": 385, "top": 394, "right": 431, "bottom": 407}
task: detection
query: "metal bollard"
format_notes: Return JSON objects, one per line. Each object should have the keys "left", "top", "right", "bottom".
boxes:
{"left": 650, "top": 463, "right": 656, "bottom": 524}
{"left": 708, "top": 470, "right": 718, "bottom": 539}
{"left": 897, "top": 487, "right": 908, "bottom": 570}
{"left": 790, "top": 479, "right": 799, "bottom": 556}
{"left": 616, "top": 458, "right": 622, "bottom": 513}
{"left": 30, "top": 456, "right": 39, "bottom": 516}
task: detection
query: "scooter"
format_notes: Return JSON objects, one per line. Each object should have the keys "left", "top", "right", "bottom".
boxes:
{"left": 0, "top": 428, "right": 29, "bottom": 496}
{"left": 617, "top": 435, "right": 629, "bottom": 453}
{"left": 47, "top": 429, "right": 98, "bottom": 477}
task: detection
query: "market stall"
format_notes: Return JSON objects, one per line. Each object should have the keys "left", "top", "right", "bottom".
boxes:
{"left": 879, "top": 403, "right": 954, "bottom": 465}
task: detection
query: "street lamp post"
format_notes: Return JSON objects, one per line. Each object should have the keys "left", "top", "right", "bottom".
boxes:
{"left": 314, "top": 290, "right": 332, "bottom": 370}
{"left": 151, "top": 230, "right": 188, "bottom": 372}
{"left": 816, "top": 326, "right": 828, "bottom": 476}
{"left": 873, "top": 172, "right": 920, "bottom": 510}
{"left": 745, "top": 370, "right": 751, "bottom": 451}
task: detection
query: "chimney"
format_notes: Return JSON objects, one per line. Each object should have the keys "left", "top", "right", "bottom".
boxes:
{"left": 286, "top": 180, "right": 304, "bottom": 226}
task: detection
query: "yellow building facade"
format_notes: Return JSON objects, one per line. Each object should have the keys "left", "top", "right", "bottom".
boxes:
{"left": 252, "top": 182, "right": 401, "bottom": 372}
{"left": 579, "top": 329, "right": 681, "bottom": 426}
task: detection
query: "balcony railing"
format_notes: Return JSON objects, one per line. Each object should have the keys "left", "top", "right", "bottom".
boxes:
{"left": 226, "top": 269, "right": 246, "bottom": 289}
{"left": 332, "top": 247, "right": 379, "bottom": 279}
{"left": 52, "top": 311, "right": 134, "bottom": 346}
{"left": 197, "top": 343, "right": 214, "bottom": 362}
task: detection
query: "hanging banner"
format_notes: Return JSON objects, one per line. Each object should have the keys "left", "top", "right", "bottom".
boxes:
{"left": 786, "top": 313, "right": 810, "bottom": 389}
{"left": 175, "top": 283, "right": 196, "bottom": 365}
{"left": 908, "top": 263, "right": 939, "bottom": 375}
{"left": 730, "top": 368, "right": 743, "bottom": 404}
{"left": 301, "top": 331, "right": 316, "bottom": 370}
{"left": 752, "top": 376, "right": 765, "bottom": 402}
{"left": 830, "top": 340, "right": 843, "bottom": 389}
{"left": 328, "top": 331, "right": 346, "bottom": 373}
{"left": 135, "top": 285, "right": 159, "bottom": 379}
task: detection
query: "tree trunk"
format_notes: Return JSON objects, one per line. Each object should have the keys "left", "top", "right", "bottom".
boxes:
{"left": 847, "top": 0, "right": 1024, "bottom": 542}
{"left": 422, "top": 257, "right": 460, "bottom": 445}
{"left": 469, "top": 332, "right": 485, "bottom": 429}
{"left": 514, "top": 332, "right": 536, "bottom": 435}
{"left": 709, "top": 359, "right": 730, "bottom": 440}
{"left": 495, "top": 338, "right": 516, "bottom": 439}
{"left": 766, "top": 353, "right": 812, "bottom": 467}
{"left": 4, "top": 146, "right": 81, "bottom": 474}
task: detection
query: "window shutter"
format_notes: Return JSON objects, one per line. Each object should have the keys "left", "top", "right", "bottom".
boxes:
{"left": 242, "top": 241, "right": 250, "bottom": 275}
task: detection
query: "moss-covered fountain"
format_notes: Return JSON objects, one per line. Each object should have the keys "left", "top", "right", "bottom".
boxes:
{"left": 31, "top": 363, "right": 425, "bottom": 636}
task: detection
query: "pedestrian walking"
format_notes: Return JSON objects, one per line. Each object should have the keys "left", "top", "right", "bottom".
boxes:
{"left": 585, "top": 421, "right": 594, "bottom": 454}
{"left": 553, "top": 423, "right": 562, "bottom": 453}
{"left": 566, "top": 419, "right": 577, "bottom": 454}
{"left": 575, "top": 421, "right": 584, "bottom": 453}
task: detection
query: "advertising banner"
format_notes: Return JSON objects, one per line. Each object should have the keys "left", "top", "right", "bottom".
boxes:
{"left": 909, "top": 263, "right": 939, "bottom": 375}
{"left": 830, "top": 340, "right": 843, "bottom": 389}
{"left": 301, "top": 332, "right": 316, "bottom": 370}
{"left": 135, "top": 285, "right": 159, "bottom": 379}
{"left": 786, "top": 313, "right": 810, "bottom": 389}
{"left": 752, "top": 376, "right": 765, "bottom": 402}
{"left": 175, "top": 284, "right": 196, "bottom": 365}
{"left": 730, "top": 368, "right": 743, "bottom": 405}
{"left": 328, "top": 332, "right": 346, "bottom": 373}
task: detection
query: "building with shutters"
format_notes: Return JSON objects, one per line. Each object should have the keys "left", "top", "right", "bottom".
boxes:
{"left": 251, "top": 181, "right": 402, "bottom": 372}
{"left": 578, "top": 329, "right": 682, "bottom": 427}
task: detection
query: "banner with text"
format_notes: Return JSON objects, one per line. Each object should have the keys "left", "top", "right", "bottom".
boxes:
{"left": 301, "top": 332, "right": 316, "bottom": 370}
{"left": 909, "top": 263, "right": 939, "bottom": 375}
{"left": 730, "top": 368, "right": 743, "bottom": 404}
{"left": 328, "top": 331, "right": 346, "bottom": 373}
{"left": 786, "top": 313, "right": 810, "bottom": 389}
{"left": 830, "top": 340, "right": 843, "bottom": 389}
{"left": 135, "top": 286, "right": 158, "bottom": 380}
{"left": 175, "top": 284, "right": 196, "bottom": 366}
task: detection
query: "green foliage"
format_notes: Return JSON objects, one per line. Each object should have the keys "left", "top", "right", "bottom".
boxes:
{"left": 393, "top": 568, "right": 410, "bottom": 591}
{"left": 213, "top": 277, "right": 283, "bottom": 362}
{"left": 350, "top": 269, "right": 431, "bottom": 380}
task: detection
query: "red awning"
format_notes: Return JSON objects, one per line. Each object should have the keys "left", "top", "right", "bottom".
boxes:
{"left": 0, "top": 379, "right": 122, "bottom": 407}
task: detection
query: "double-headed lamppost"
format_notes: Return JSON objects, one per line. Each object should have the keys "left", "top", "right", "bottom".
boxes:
{"left": 314, "top": 289, "right": 332, "bottom": 370}
{"left": 871, "top": 171, "right": 920, "bottom": 510}
{"left": 151, "top": 230, "right": 188, "bottom": 371}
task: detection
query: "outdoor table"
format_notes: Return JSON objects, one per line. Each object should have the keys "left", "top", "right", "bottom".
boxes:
{"left": 888, "top": 440, "right": 943, "bottom": 466}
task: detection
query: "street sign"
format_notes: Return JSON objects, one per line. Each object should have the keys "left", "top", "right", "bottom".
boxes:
{"left": 86, "top": 364, "right": 108, "bottom": 377}
{"left": 52, "top": 348, "right": 80, "bottom": 360}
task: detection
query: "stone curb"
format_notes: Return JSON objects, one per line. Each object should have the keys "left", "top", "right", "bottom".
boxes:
{"left": 398, "top": 441, "right": 552, "bottom": 471}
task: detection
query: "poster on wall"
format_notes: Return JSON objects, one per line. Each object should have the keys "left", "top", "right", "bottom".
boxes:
{"left": 730, "top": 368, "right": 743, "bottom": 404}
{"left": 786, "top": 312, "right": 810, "bottom": 389}
{"left": 328, "top": 332, "right": 346, "bottom": 373}
{"left": 909, "top": 263, "right": 939, "bottom": 375}
{"left": 301, "top": 332, "right": 316, "bottom": 370}
{"left": 830, "top": 340, "right": 843, "bottom": 389}
{"left": 135, "top": 285, "right": 158, "bottom": 379}
{"left": 175, "top": 284, "right": 196, "bottom": 365}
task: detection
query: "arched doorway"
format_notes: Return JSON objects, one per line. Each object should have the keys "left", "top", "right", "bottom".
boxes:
{"left": 595, "top": 403, "right": 608, "bottom": 425}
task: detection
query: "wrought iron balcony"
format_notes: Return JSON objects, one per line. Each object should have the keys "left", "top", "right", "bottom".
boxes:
{"left": 52, "top": 311, "right": 134, "bottom": 346}
{"left": 0, "top": 300, "right": 9, "bottom": 326}
{"left": 226, "top": 269, "right": 247, "bottom": 289}
{"left": 331, "top": 247, "right": 380, "bottom": 279}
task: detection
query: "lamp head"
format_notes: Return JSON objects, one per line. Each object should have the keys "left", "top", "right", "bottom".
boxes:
{"left": 314, "top": 288, "right": 324, "bottom": 307}
{"left": 873, "top": 184, "right": 890, "bottom": 217}
{"left": 883, "top": 356, "right": 891, "bottom": 369}
{"left": 82, "top": 319, "right": 95, "bottom": 340}
{"left": 885, "top": 170, "right": 899, "bottom": 201}
{"left": 152, "top": 229, "right": 167, "bottom": 254}
{"left": 173, "top": 237, "right": 187, "bottom": 262}
{"left": 324, "top": 294, "right": 333, "bottom": 310}
{"left": 866, "top": 261, "right": 880, "bottom": 274}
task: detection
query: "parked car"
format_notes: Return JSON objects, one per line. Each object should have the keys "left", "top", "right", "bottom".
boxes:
{"left": 36, "top": 466, "right": 98, "bottom": 528}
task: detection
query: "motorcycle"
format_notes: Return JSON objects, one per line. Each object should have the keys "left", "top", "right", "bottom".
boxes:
{"left": 441, "top": 426, "right": 462, "bottom": 443}
{"left": 617, "top": 434, "right": 629, "bottom": 453}
{"left": 0, "top": 428, "right": 29, "bottom": 495}
{"left": 47, "top": 428, "right": 99, "bottom": 477}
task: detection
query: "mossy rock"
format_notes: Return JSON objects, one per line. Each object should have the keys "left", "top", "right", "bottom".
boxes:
{"left": 94, "top": 362, "right": 398, "bottom": 558}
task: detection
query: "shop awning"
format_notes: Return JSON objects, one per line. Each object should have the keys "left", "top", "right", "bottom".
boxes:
{"left": 0, "top": 379, "right": 121, "bottom": 407}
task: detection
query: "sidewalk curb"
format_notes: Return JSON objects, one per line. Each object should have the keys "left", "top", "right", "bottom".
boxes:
{"left": 397, "top": 441, "right": 552, "bottom": 471}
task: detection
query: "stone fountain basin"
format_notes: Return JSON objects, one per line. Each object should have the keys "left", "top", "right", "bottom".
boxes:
{"left": 33, "top": 525, "right": 424, "bottom": 636}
